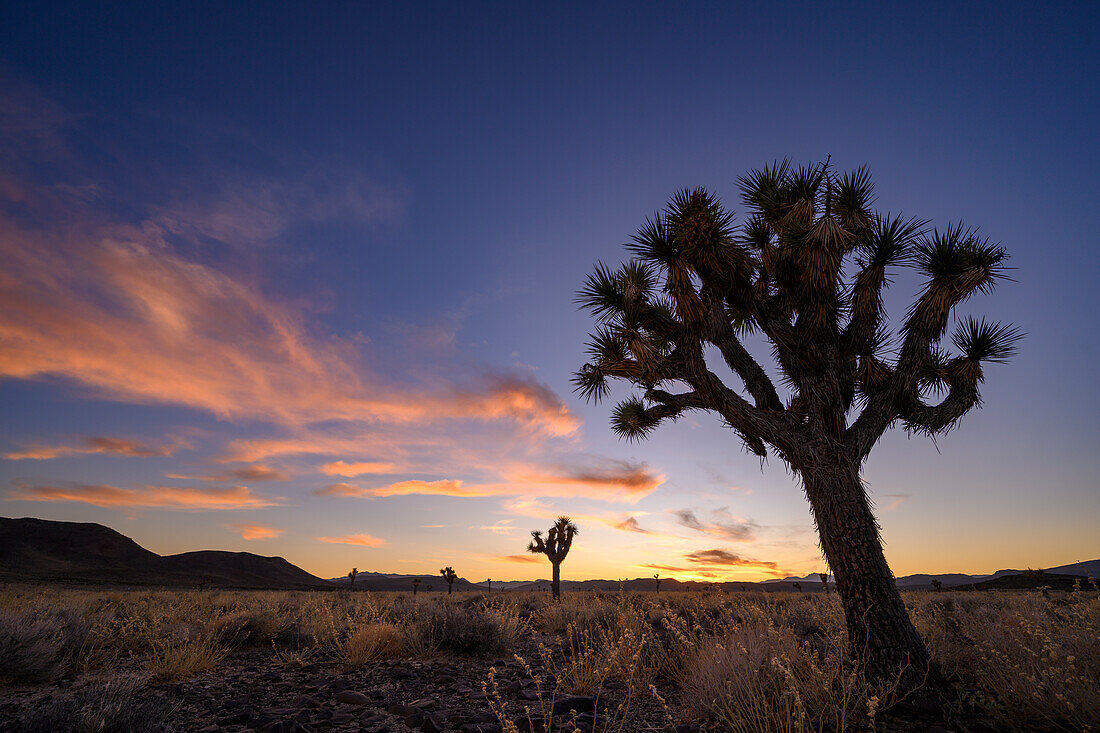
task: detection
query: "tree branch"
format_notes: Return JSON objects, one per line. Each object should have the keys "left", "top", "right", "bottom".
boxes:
{"left": 702, "top": 291, "right": 784, "bottom": 411}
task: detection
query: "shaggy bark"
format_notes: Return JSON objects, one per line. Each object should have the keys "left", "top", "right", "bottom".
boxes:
{"left": 802, "top": 457, "right": 929, "bottom": 682}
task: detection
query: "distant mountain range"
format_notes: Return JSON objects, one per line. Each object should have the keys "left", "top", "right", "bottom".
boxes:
{"left": 1, "top": 517, "right": 1096, "bottom": 592}
{"left": 0, "top": 517, "right": 330, "bottom": 589}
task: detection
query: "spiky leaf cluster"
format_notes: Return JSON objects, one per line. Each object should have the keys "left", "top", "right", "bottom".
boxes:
{"left": 575, "top": 160, "right": 1021, "bottom": 465}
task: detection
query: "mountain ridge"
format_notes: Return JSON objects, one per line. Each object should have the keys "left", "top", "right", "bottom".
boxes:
{"left": 2, "top": 518, "right": 1095, "bottom": 591}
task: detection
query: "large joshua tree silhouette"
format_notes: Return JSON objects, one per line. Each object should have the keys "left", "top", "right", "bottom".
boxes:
{"left": 574, "top": 160, "right": 1020, "bottom": 686}
{"left": 440, "top": 566, "right": 457, "bottom": 594}
{"left": 347, "top": 567, "right": 358, "bottom": 590}
{"left": 527, "top": 517, "right": 578, "bottom": 600}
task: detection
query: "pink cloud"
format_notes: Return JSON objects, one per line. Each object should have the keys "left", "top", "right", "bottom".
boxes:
{"left": 228, "top": 523, "right": 284, "bottom": 540}
{"left": 5, "top": 436, "right": 177, "bottom": 460}
{"left": 317, "top": 533, "right": 386, "bottom": 547}
{"left": 0, "top": 205, "right": 579, "bottom": 436}
{"left": 320, "top": 460, "right": 398, "bottom": 477}
{"left": 8, "top": 482, "right": 281, "bottom": 509}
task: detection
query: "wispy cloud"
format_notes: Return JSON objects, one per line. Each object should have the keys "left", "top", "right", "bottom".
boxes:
{"left": 317, "top": 533, "right": 386, "bottom": 547}
{"left": 4, "top": 436, "right": 177, "bottom": 461}
{"left": 227, "top": 523, "right": 284, "bottom": 540}
{"left": 168, "top": 465, "right": 289, "bottom": 482}
{"left": 320, "top": 460, "right": 398, "bottom": 477}
{"left": 479, "top": 519, "right": 516, "bottom": 535}
{"left": 672, "top": 508, "right": 758, "bottom": 541}
{"left": 638, "top": 548, "right": 787, "bottom": 579}
{"left": 880, "top": 494, "right": 910, "bottom": 512}
{"left": 497, "top": 554, "right": 541, "bottom": 564}
{"left": 8, "top": 482, "right": 281, "bottom": 509}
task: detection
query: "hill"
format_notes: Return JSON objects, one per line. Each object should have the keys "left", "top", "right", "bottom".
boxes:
{"left": 328, "top": 571, "right": 483, "bottom": 592}
{"left": 0, "top": 517, "right": 331, "bottom": 589}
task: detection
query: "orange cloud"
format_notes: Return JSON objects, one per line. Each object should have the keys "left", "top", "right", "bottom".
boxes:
{"left": 228, "top": 523, "right": 284, "bottom": 540}
{"left": 5, "top": 436, "right": 176, "bottom": 460}
{"left": 317, "top": 533, "right": 386, "bottom": 547}
{"left": 498, "top": 554, "right": 542, "bottom": 564}
{"left": 8, "top": 482, "right": 281, "bottom": 509}
{"left": 0, "top": 208, "right": 578, "bottom": 436}
{"left": 684, "top": 549, "right": 776, "bottom": 568}
{"left": 367, "top": 479, "right": 472, "bottom": 497}
{"left": 168, "top": 465, "right": 289, "bottom": 482}
{"left": 320, "top": 460, "right": 398, "bottom": 477}
{"left": 504, "top": 458, "right": 664, "bottom": 499}
{"left": 613, "top": 516, "right": 650, "bottom": 533}
{"left": 313, "top": 482, "right": 369, "bottom": 497}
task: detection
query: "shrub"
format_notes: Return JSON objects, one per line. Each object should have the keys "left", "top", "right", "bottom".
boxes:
{"left": 0, "top": 607, "right": 91, "bottom": 682}
{"left": 16, "top": 677, "right": 176, "bottom": 733}
{"left": 344, "top": 622, "right": 406, "bottom": 665}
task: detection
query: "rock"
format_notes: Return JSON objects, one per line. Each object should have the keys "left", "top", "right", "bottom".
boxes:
{"left": 551, "top": 696, "right": 596, "bottom": 716}
{"left": 420, "top": 714, "right": 445, "bottom": 732}
{"left": 514, "top": 716, "right": 548, "bottom": 733}
{"left": 260, "top": 721, "right": 304, "bottom": 733}
{"left": 468, "top": 711, "right": 498, "bottom": 724}
{"left": 411, "top": 696, "right": 438, "bottom": 710}
{"left": 217, "top": 709, "right": 254, "bottom": 725}
{"left": 336, "top": 690, "right": 370, "bottom": 706}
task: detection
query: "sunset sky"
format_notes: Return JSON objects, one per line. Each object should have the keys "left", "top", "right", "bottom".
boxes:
{"left": 1, "top": 3, "right": 1097, "bottom": 582}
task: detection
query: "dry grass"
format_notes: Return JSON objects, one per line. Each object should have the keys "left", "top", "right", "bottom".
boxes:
{"left": 0, "top": 585, "right": 1096, "bottom": 731}
{"left": 343, "top": 621, "right": 406, "bottom": 665}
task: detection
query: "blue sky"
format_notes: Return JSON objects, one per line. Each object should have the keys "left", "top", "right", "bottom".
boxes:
{"left": 1, "top": 2, "right": 1097, "bottom": 580}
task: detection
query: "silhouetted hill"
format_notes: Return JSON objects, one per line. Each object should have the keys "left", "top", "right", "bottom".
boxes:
{"left": 0, "top": 517, "right": 331, "bottom": 589}
{"left": 328, "top": 571, "right": 483, "bottom": 592}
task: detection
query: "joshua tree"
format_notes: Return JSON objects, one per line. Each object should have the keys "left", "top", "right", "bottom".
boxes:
{"left": 574, "top": 160, "right": 1020, "bottom": 687}
{"left": 527, "top": 517, "right": 578, "bottom": 600}
{"left": 198, "top": 573, "right": 212, "bottom": 591}
{"left": 440, "top": 566, "right": 457, "bottom": 594}
{"left": 930, "top": 579, "right": 943, "bottom": 592}
{"left": 347, "top": 567, "right": 358, "bottom": 590}
{"left": 819, "top": 572, "right": 830, "bottom": 593}
{"left": 412, "top": 577, "right": 421, "bottom": 595}
{"left": 793, "top": 581, "right": 803, "bottom": 593}
{"left": 486, "top": 578, "right": 492, "bottom": 593}
{"left": 653, "top": 573, "right": 661, "bottom": 594}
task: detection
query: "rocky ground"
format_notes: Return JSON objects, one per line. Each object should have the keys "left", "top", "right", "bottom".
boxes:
{"left": 2, "top": 645, "right": 683, "bottom": 733}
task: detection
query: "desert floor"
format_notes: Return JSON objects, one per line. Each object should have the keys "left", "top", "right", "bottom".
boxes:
{"left": 1, "top": 587, "right": 1096, "bottom": 732}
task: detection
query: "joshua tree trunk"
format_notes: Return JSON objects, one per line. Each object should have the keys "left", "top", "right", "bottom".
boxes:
{"left": 551, "top": 561, "right": 561, "bottom": 600}
{"left": 802, "top": 457, "right": 930, "bottom": 683}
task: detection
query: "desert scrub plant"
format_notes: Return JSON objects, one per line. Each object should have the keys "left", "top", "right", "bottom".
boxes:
{"left": 0, "top": 606, "right": 92, "bottom": 682}
{"left": 16, "top": 676, "right": 177, "bottom": 733}
{"left": 912, "top": 591, "right": 1100, "bottom": 731}
{"left": 343, "top": 621, "right": 406, "bottom": 665}
{"left": 678, "top": 620, "right": 890, "bottom": 733}
{"left": 146, "top": 632, "right": 227, "bottom": 683}
{"left": 408, "top": 600, "right": 525, "bottom": 655}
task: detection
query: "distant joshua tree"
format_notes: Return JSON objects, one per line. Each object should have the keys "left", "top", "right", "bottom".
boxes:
{"left": 819, "top": 573, "right": 830, "bottom": 593}
{"left": 574, "top": 160, "right": 1020, "bottom": 687}
{"left": 440, "top": 566, "right": 458, "bottom": 594}
{"left": 793, "top": 581, "right": 803, "bottom": 593}
{"left": 347, "top": 567, "right": 358, "bottom": 590}
{"left": 653, "top": 573, "right": 661, "bottom": 594}
{"left": 527, "top": 516, "right": 578, "bottom": 600}
{"left": 412, "top": 577, "right": 421, "bottom": 595}
{"left": 198, "top": 573, "right": 212, "bottom": 591}
{"left": 931, "top": 579, "right": 943, "bottom": 592}
{"left": 486, "top": 578, "right": 491, "bottom": 593}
